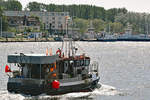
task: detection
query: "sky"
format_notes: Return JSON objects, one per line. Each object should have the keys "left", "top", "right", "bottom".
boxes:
{"left": 18, "top": 0, "right": 150, "bottom": 13}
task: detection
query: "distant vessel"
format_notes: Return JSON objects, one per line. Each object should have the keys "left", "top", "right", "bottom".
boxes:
{"left": 97, "top": 32, "right": 117, "bottom": 42}
{"left": 117, "top": 33, "right": 150, "bottom": 41}
{"left": 117, "top": 23, "right": 150, "bottom": 41}
{"left": 81, "top": 21, "right": 97, "bottom": 41}
{"left": 96, "top": 23, "right": 117, "bottom": 42}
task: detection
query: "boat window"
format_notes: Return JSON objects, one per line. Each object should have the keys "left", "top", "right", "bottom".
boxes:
{"left": 30, "top": 64, "right": 40, "bottom": 79}
{"left": 76, "top": 60, "right": 80, "bottom": 67}
{"left": 64, "top": 61, "right": 69, "bottom": 73}
{"left": 80, "top": 60, "right": 84, "bottom": 66}
{"left": 74, "top": 60, "right": 82, "bottom": 67}
{"left": 42, "top": 64, "right": 50, "bottom": 73}
{"left": 85, "top": 60, "right": 90, "bottom": 66}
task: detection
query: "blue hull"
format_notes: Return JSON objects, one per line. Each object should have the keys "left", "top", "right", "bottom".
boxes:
{"left": 117, "top": 38, "right": 150, "bottom": 41}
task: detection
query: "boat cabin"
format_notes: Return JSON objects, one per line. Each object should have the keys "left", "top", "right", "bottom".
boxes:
{"left": 8, "top": 53, "right": 91, "bottom": 81}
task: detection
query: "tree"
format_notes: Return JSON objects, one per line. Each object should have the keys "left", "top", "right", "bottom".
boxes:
{"left": 27, "top": 2, "right": 106, "bottom": 20}
{"left": 2, "top": 16, "right": 8, "bottom": 31}
{"left": 0, "top": 6, "right": 8, "bottom": 31}
{"left": 73, "top": 18, "right": 89, "bottom": 34}
{"left": 27, "top": 2, "right": 41, "bottom": 11}
{"left": 111, "top": 22, "right": 123, "bottom": 33}
{"left": 115, "top": 13, "right": 128, "bottom": 26}
{"left": 106, "top": 8, "right": 127, "bottom": 22}
{"left": 92, "top": 19, "right": 105, "bottom": 32}
{"left": 3, "top": 0, "right": 22, "bottom": 11}
{"left": 0, "top": 6, "right": 3, "bottom": 16}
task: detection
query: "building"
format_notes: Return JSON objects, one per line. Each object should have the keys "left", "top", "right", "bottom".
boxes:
{"left": 28, "top": 32, "right": 42, "bottom": 38}
{"left": 2, "top": 32, "right": 15, "bottom": 38}
{"left": 4, "top": 13, "right": 41, "bottom": 32}
{"left": 4, "top": 11, "right": 70, "bottom": 35}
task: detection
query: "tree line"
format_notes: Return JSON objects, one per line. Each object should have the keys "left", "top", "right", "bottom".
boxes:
{"left": 26, "top": 2, "right": 127, "bottom": 22}
{"left": 0, "top": 0, "right": 150, "bottom": 34}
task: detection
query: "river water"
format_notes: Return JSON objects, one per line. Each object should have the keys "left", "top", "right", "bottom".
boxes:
{"left": 0, "top": 42, "right": 150, "bottom": 100}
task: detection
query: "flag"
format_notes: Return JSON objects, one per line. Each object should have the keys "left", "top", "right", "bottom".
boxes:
{"left": 5, "top": 65, "right": 11, "bottom": 73}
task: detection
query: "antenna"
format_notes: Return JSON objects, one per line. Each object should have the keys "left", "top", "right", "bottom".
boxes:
{"left": 61, "top": 16, "right": 76, "bottom": 58}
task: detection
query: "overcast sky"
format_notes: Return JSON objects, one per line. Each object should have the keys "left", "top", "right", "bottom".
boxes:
{"left": 18, "top": 0, "right": 150, "bottom": 13}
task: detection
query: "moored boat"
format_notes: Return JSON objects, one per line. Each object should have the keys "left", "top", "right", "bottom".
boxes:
{"left": 97, "top": 34, "right": 117, "bottom": 42}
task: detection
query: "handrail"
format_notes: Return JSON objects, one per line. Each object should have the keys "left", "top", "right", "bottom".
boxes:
{"left": 89, "top": 61, "right": 99, "bottom": 73}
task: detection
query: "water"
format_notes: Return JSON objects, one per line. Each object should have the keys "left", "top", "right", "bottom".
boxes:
{"left": 0, "top": 42, "right": 150, "bottom": 100}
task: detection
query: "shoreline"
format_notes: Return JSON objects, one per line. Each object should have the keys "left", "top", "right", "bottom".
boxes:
{"left": 1, "top": 40, "right": 150, "bottom": 43}
{"left": 1, "top": 38, "right": 150, "bottom": 42}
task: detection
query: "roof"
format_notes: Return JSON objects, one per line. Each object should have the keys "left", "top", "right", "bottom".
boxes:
{"left": 8, "top": 54, "right": 59, "bottom": 64}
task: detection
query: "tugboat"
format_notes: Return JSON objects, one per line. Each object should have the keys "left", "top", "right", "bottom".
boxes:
{"left": 5, "top": 17, "right": 100, "bottom": 96}
{"left": 6, "top": 38, "right": 100, "bottom": 95}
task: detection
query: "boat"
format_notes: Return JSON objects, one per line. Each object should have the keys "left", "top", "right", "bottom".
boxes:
{"left": 5, "top": 18, "right": 100, "bottom": 96}
{"left": 117, "top": 23, "right": 150, "bottom": 41}
{"left": 80, "top": 21, "right": 97, "bottom": 41}
{"left": 6, "top": 39, "right": 100, "bottom": 95}
{"left": 117, "top": 33, "right": 150, "bottom": 41}
{"left": 97, "top": 34, "right": 117, "bottom": 42}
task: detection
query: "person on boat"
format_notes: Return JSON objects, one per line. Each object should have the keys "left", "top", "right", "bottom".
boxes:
{"left": 82, "top": 67, "right": 88, "bottom": 79}
{"left": 56, "top": 48, "right": 61, "bottom": 57}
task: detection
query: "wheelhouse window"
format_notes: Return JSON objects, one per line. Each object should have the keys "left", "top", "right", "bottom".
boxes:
{"left": 75, "top": 60, "right": 80, "bottom": 67}
{"left": 80, "top": 60, "right": 84, "bottom": 66}
{"left": 64, "top": 61, "right": 69, "bottom": 73}
{"left": 85, "top": 60, "right": 90, "bottom": 66}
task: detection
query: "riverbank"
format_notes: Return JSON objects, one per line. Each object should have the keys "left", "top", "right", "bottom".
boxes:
{"left": 1, "top": 37, "right": 150, "bottom": 42}
{"left": 0, "top": 37, "right": 55, "bottom": 42}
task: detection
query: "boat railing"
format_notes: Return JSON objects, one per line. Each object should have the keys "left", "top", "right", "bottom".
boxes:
{"left": 59, "top": 74, "right": 82, "bottom": 82}
{"left": 89, "top": 61, "right": 99, "bottom": 74}
{"left": 8, "top": 77, "right": 44, "bottom": 85}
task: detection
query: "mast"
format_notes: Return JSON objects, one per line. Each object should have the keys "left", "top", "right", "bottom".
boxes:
{"left": 60, "top": 15, "right": 75, "bottom": 58}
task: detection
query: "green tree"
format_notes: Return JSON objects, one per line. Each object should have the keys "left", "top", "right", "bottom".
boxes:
{"left": 0, "top": 6, "right": 3, "bottom": 16}
{"left": 3, "top": 0, "right": 22, "bottom": 11}
{"left": 92, "top": 19, "right": 105, "bottom": 32}
{"left": 2, "top": 16, "right": 8, "bottom": 31}
{"left": 111, "top": 22, "right": 123, "bottom": 33}
{"left": 74, "top": 18, "right": 89, "bottom": 34}
{"left": 0, "top": 6, "right": 8, "bottom": 31}
{"left": 27, "top": 2, "right": 41, "bottom": 11}
{"left": 27, "top": 2, "right": 106, "bottom": 20}
{"left": 106, "top": 8, "right": 127, "bottom": 22}
{"left": 115, "top": 13, "right": 128, "bottom": 26}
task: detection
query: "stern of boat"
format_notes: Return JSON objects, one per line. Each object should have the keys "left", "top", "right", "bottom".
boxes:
{"left": 7, "top": 77, "right": 45, "bottom": 95}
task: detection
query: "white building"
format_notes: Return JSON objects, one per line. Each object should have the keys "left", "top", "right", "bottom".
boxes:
{"left": 4, "top": 11, "right": 70, "bottom": 34}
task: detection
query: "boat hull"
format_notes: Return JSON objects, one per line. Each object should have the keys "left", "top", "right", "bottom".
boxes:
{"left": 7, "top": 78, "right": 100, "bottom": 96}
{"left": 117, "top": 38, "right": 150, "bottom": 41}
{"left": 96, "top": 39, "right": 117, "bottom": 42}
